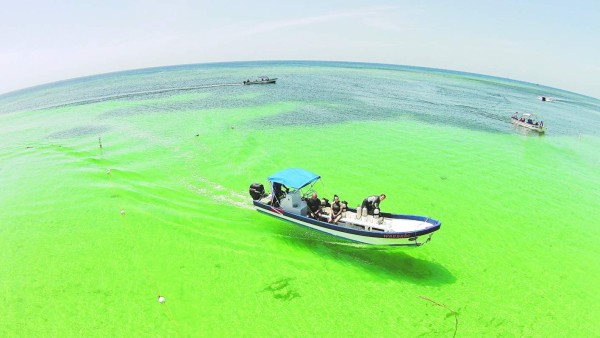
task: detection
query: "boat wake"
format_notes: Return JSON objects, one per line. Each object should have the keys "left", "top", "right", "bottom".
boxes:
{"left": 33, "top": 83, "right": 244, "bottom": 111}
{"left": 185, "top": 176, "right": 254, "bottom": 210}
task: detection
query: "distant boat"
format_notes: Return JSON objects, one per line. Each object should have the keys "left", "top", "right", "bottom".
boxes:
{"left": 511, "top": 112, "right": 546, "bottom": 133}
{"left": 243, "top": 76, "right": 277, "bottom": 85}
{"left": 249, "top": 168, "right": 442, "bottom": 246}
{"left": 538, "top": 96, "right": 555, "bottom": 102}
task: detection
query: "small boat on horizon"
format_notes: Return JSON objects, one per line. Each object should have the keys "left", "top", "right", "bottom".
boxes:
{"left": 511, "top": 112, "right": 546, "bottom": 133}
{"left": 538, "top": 96, "right": 556, "bottom": 102}
{"left": 243, "top": 76, "right": 277, "bottom": 85}
{"left": 249, "top": 168, "right": 442, "bottom": 246}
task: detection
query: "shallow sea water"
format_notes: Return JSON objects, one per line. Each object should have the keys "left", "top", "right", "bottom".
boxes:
{"left": 1, "top": 61, "right": 599, "bottom": 336}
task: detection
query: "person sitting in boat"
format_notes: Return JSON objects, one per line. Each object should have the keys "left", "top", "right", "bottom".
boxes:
{"left": 527, "top": 118, "right": 533, "bottom": 124}
{"left": 512, "top": 112, "right": 518, "bottom": 119}
{"left": 306, "top": 192, "right": 322, "bottom": 219}
{"left": 540, "top": 121, "right": 544, "bottom": 127}
{"left": 361, "top": 194, "right": 386, "bottom": 215}
{"left": 328, "top": 195, "right": 343, "bottom": 224}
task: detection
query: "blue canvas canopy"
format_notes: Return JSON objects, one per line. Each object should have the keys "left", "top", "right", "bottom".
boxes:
{"left": 267, "top": 168, "right": 320, "bottom": 190}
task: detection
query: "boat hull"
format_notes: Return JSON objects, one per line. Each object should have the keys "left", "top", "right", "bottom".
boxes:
{"left": 511, "top": 118, "right": 545, "bottom": 133}
{"left": 243, "top": 79, "right": 277, "bottom": 85}
{"left": 254, "top": 201, "right": 440, "bottom": 246}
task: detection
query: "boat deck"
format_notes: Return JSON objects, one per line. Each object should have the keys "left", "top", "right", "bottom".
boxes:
{"left": 299, "top": 203, "right": 433, "bottom": 233}
{"left": 257, "top": 196, "right": 436, "bottom": 234}
{"left": 336, "top": 211, "right": 432, "bottom": 233}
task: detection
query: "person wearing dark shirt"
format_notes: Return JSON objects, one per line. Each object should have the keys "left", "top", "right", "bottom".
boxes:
{"left": 328, "top": 194, "right": 343, "bottom": 224}
{"left": 271, "top": 182, "right": 289, "bottom": 206}
{"left": 361, "top": 194, "right": 386, "bottom": 215}
{"left": 306, "top": 192, "right": 321, "bottom": 219}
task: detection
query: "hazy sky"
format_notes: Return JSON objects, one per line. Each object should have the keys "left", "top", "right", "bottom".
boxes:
{"left": 1, "top": 0, "right": 599, "bottom": 98}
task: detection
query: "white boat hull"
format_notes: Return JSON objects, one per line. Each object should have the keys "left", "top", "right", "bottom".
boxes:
{"left": 243, "top": 78, "right": 277, "bottom": 85}
{"left": 254, "top": 202, "right": 439, "bottom": 246}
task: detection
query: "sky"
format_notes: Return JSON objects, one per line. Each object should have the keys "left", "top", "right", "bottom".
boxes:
{"left": 1, "top": 0, "right": 599, "bottom": 98}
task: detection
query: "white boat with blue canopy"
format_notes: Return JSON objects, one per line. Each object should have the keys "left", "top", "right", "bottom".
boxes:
{"left": 249, "top": 168, "right": 442, "bottom": 246}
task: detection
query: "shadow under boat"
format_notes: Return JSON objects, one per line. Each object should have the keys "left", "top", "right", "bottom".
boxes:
{"left": 274, "top": 225, "right": 456, "bottom": 286}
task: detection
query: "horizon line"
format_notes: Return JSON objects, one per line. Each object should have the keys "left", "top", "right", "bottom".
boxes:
{"left": 1, "top": 59, "right": 597, "bottom": 101}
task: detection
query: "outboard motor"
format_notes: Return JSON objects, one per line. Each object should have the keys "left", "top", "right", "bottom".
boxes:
{"left": 249, "top": 183, "right": 265, "bottom": 200}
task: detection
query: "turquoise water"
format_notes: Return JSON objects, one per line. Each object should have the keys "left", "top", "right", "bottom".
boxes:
{"left": 1, "top": 61, "right": 599, "bottom": 336}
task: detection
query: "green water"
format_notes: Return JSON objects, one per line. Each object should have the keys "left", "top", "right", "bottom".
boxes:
{"left": 1, "top": 61, "right": 599, "bottom": 336}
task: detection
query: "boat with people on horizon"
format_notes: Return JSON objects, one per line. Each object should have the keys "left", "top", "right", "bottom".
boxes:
{"left": 249, "top": 168, "right": 442, "bottom": 246}
{"left": 243, "top": 76, "right": 277, "bottom": 85}
{"left": 511, "top": 112, "right": 546, "bottom": 133}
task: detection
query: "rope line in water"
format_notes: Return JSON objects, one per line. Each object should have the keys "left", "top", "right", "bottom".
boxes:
{"left": 418, "top": 296, "right": 459, "bottom": 338}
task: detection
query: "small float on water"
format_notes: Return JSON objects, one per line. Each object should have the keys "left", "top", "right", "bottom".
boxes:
{"left": 249, "top": 168, "right": 442, "bottom": 246}
{"left": 511, "top": 112, "right": 546, "bottom": 133}
{"left": 243, "top": 76, "right": 277, "bottom": 85}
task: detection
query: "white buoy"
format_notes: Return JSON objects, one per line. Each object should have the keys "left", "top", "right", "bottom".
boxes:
{"left": 120, "top": 209, "right": 125, "bottom": 215}
{"left": 158, "top": 296, "right": 165, "bottom": 303}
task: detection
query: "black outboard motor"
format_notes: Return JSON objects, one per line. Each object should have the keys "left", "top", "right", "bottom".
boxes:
{"left": 249, "top": 183, "right": 265, "bottom": 200}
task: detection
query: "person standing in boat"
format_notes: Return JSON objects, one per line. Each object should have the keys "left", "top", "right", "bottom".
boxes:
{"left": 273, "top": 182, "right": 288, "bottom": 198}
{"left": 328, "top": 195, "right": 343, "bottom": 224}
{"left": 361, "top": 194, "right": 386, "bottom": 215}
{"left": 271, "top": 182, "right": 289, "bottom": 206}
{"left": 306, "top": 192, "right": 322, "bottom": 219}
